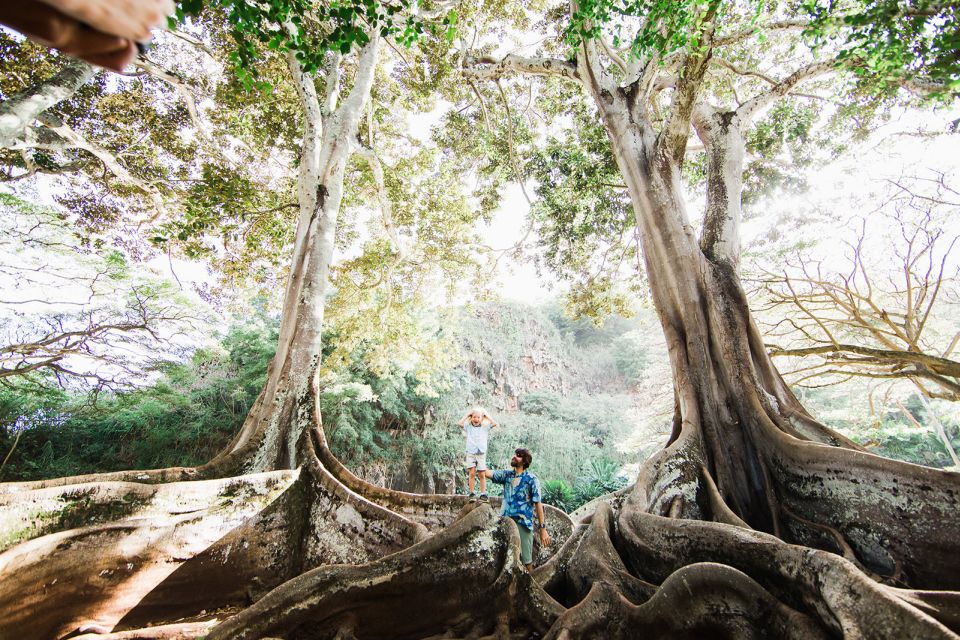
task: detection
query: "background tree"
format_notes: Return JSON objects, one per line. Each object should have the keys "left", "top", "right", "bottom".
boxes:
{"left": 0, "top": 193, "right": 201, "bottom": 390}
{"left": 755, "top": 173, "right": 960, "bottom": 402}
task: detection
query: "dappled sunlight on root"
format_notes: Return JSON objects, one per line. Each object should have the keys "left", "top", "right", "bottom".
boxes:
{"left": 205, "top": 505, "right": 564, "bottom": 640}
{"left": 70, "top": 620, "right": 219, "bottom": 639}
{"left": 0, "top": 447, "right": 428, "bottom": 639}
{"left": 0, "top": 470, "right": 301, "bottom": 639}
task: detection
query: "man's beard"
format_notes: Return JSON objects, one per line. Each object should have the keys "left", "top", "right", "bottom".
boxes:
{"left": 510, "top": 458, "right": 520, "bottom": 468}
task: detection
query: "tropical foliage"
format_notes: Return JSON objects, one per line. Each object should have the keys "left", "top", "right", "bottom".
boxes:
{"left": 0, "top": 316, "right": 276, "bottom": 479}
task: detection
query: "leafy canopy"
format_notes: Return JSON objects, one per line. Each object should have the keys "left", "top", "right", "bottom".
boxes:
{"left": 565, "top": 0, "right": 958, "bottom": 97}
{"left": 803, "top": 0, "right": 960, "bottom": 98}
{"left": 174, "top": 0, "right": 458, "bottom": 89}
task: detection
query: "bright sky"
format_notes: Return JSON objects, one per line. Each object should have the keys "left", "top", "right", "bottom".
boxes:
{"left": 477, "top": 184, "right": 558, "bottom": 303}
{"left": 400, "top": 101, "right": 557, "bottom": 303}
{"left": 742, "top": 108, "right": 960, "bottom": 256}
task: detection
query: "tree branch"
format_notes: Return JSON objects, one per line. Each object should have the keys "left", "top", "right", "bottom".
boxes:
{"left": 712, "top": 57, "right": 778, "bottom": 86}
{"left": 767, "top": 343, "right": 960, "bottom": 378}
{"left": 35, "top": 113, "right": 170, "bottom": 223}
{"left": 657, "top": 2, "right": 720, "bottom": 165}
{"left": 464, "top": 54, "right": 581, "bottom": 84}
{"left": 356, "top": 145, "right": 406, "bottom": 258}
{"left": 736, "top": 59, "right": 837, "bottom": 124}
{"left": 0, "top": 59, "right": 94, "bottom": 149}
{"left": 713, "top": 19, "right": 810, "bottom": 47}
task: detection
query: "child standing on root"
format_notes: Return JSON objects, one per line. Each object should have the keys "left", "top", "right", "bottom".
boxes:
{"left": 457, "top": 407, "right": 497, "bottom": 501}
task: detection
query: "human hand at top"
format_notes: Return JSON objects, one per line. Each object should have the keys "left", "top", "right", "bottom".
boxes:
{"left": 38, "top": 0, "right": 173, "bottom": 42}
{"left": 0, "top": 0, "right": 172, "bottom": 72}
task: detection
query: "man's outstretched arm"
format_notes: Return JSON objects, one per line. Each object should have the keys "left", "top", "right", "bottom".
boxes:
{"left": 38, "top": 0, "right": 173, "bottom": 43}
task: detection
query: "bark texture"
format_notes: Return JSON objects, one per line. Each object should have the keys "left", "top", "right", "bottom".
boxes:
{"left": 0, "top": 59, "right": 93, "bottom": 149}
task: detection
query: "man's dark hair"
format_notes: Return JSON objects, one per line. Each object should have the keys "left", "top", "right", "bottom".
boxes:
{"left": 515, "top": 448, "right": 532, "bottom": 469}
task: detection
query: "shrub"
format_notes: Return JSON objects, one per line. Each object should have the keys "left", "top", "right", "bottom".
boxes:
{"left": 541, "top": 478, "right": 576, "bottom": 512}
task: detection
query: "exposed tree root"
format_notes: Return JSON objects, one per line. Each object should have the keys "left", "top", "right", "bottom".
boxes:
{"left": 205, "top": 506, "right": 565, "bottom": 640}
{"left": 615, "top": 504, "right": 960, "bottom": 638}
{"left": 69, "top": 620, "right": 218, "bottom": 639}
{"left": 537, "top": 502, "right": 654, "bottom": 607}
{"left": 889, "top": 589, "right": 960, "bottom": 634}
{"left": 2, "top": 348, "right": 958, "bottom": 640}
{"left": 312, "top": 424, "right": 490, "bottom": 527}
{"left": 544, "top": 564, "right": 828, "bottom": 639}
{"left": 3, "top": 428, "right": 959, "bottom": 639}
{"left": 755, "top": 425, "right": 960, "bottom": 589}
{"left": 0, "top": 470, "right": 300, "bottom": 639}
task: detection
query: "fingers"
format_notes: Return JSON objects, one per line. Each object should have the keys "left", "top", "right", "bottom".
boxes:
{"left": 80, "top": 39, "right": 137, "bottom": 72}
{"left": 51, "top": 19, "right": 135, "bottom": 70}
{"left": 0, "top": 2, "right": 137, "bottom": 72}
{"left": 37, "top": 0, "right": 173, "bottom": 42}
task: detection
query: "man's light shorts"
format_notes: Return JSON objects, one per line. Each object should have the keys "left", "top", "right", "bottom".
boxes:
{"left": 463, "top": 452, "right": 487, "bottom": 470}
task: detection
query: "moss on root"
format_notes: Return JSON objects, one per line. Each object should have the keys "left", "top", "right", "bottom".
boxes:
{"left": 0, "top": 488, "right": 149, "bottom": 552}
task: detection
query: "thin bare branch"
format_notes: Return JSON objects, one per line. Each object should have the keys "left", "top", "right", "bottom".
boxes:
{"left": 464, "top": 54, "right": 581, "bottom": 84}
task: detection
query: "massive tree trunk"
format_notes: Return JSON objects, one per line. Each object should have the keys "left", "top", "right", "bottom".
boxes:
{"left": 3, "top": 18, "right": 960, "bottom": 640}
{"left": 593, "top": 69, "right": 960, "bottom": 587}
{"left": 523, "top": 37, "right": 960, "bottom": 637}
{"left": 0, "top": 32, "right": 512, "bottom": 639}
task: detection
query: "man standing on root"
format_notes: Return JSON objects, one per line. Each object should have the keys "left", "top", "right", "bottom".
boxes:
{"left": 480, "top": 448, "right": 551, "bottom": 571}
{"left": 457, "top": 407, "right": 497, "bottom": 501}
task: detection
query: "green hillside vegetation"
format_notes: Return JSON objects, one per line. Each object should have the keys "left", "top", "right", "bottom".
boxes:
{"left": 0, "top": 315, "right": 277, "bottom": 479}
{"left": 0, "top": 303, "right": 639, "bottom": 511}
{"left": 3, "top": 301, "right": 956, "bottom": 509}
{"left": 796, "top": 387, "right": 960, "bottom": 470}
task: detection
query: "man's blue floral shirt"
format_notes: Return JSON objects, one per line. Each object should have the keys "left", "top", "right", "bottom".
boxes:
{"left": 491, "top": 469, "right": 541, "bottom": 531}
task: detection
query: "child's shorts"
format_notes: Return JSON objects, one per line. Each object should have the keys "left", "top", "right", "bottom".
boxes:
{"left": 463, "top": 452, "right": 487, "bottom": 470}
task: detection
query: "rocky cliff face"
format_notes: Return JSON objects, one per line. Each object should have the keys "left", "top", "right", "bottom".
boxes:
{"left": 342, "top": 303, "right": 646, "bottom": 495}
{"left": 459, "top": 303, "right": 623, "bottom": 412}
{"left": 463, "top": 312, "right": 568, "bottom": 411}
